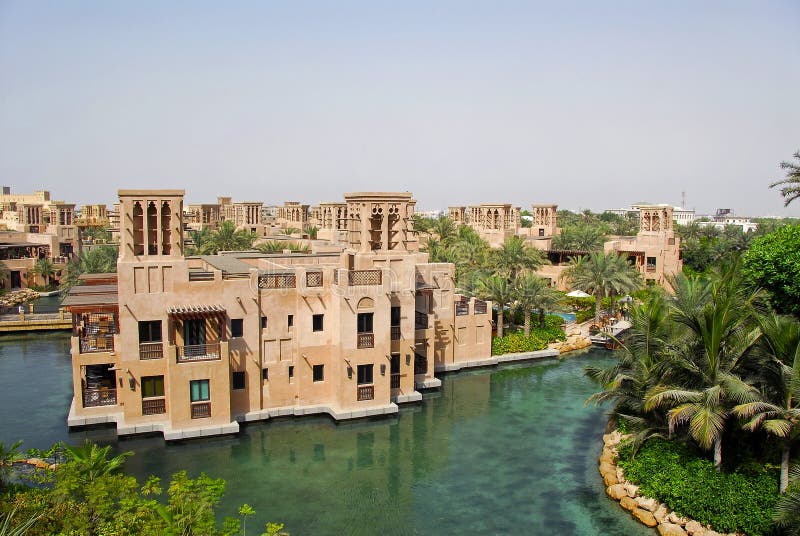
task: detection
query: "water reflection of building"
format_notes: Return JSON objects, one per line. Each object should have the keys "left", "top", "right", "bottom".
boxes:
{"left": 64, "top": 189, "right": 492, "bottom": 441}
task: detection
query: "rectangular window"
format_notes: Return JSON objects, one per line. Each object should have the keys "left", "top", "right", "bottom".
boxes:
{"left": 138, "top": 320, "right": 162, "bottom": 343}
{"left": 312, "top": 314, "right": 324, "bottom": 332}
{"left": 190, "top": 379, "right": 210, "bottom": 402}
{"left": 313, "top": 364, "right": 324, "bottom": 382}
{"left": 357, "top": 313, "right": 373, "bottom": 333}
{"left": 646, "top": 256, "right": 657, "bottom": 268}
{"left": 261, "top": 316, "right": 267, "bottom": 329}
{"left": 262, "top": 368, "right": 268, "bottom": 381}
{"left": 538, "top": 228, "right": 545, "bottom": 237}
{"left": 232, "top": 371, "right": 246, "bottom": 390}
{"left": 231, "top": 319, "right": 244, "bottom": 338}
{"left": 357, "top": 364, "right": 373, "bottom": 385}
{"left": 390, "top": 306, "right": 400, "bottom": 327}
{"left": 288, "top": 365, "right": 294, "bottom": 379}
{"left": 141, "top": 375, "right": 164, "bottom": 398}
{"left": 288, "top": 315, "right": 294, "bottom": 328}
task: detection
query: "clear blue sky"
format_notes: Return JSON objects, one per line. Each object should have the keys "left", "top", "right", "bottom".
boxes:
{"left": 1, "top": 1, "right": 799, "bottom": 215}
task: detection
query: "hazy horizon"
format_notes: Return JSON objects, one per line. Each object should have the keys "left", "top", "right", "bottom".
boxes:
{"left": 2, "top": 1, "right": 799, "bottom": 216}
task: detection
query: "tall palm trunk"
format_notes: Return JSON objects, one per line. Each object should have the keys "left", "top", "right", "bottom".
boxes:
{"left": 713, "top": 437, "right": 722, "bottom": 471}
{"left": 523, "top": 310, "right": 531, "bottom": 337}
{"left": 594, "top": 292, "right": 601, "bottom": 325}
{"left": 539, "top": 309, "right": 546, "bottom": 330}
{"left": 497, "top": 309, "right": 504, "bottom": 338}
{"left": 781, "top": 440, "right": 791, "bottom": 494}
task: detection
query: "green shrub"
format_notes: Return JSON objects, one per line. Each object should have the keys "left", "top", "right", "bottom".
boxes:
{"left": 491, "top": 326, "right": 565, "bottom": 355}
{"left": 575, "top": 309, "right": 595, "bottom": 324}
{"left": 618, "top": 439, "right": 779, "bottom": 535}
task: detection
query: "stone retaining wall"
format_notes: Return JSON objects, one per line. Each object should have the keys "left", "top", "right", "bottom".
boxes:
{"left": 600, "top": 431, "right": 740, "bottom": 536}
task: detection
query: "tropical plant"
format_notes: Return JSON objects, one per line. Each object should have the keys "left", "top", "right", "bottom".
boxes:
{"left": 774, "top": 464, "right": 800, "bottom": 533}
{"left": 33, "top": 258, "right": 57, "bottom": 288}
{"left": 430, "top": 216, "right": 456, "bottom": 245}
{"left": 491, "top": 236, "right": 544, "bottom": 280}
{"left": 734, "top": 313, "right": 800, "bottom": 493}
{"left": 514, "top": 274, "right": 562, "bottom": 335}
{"left": 551, "top": 223, "right": 607, "bottom": 251}
{"left": 0, "top": 508, "right": 41, "bottom": 536}
{"left": 304, "top": 226, "right": 319, "bottom": 239}
{"left": 742, "top": 224, "right": 800, "bottom": 317}
{"left": 645, "top": 265, "right": 761, "bottom": 470}
{"left": 203, "top": 221, "right": 257, "bottom": 254}
{"left": 60, "top": 245, "right": 119, "bottom": 292}
{"left": 0, "top": 261, "right": 9, "bottom": 289}
{"left": 564, "top": 251, "right": 641, "bottom": 325}
{"left": 63, "top": 440, "right": 132, "bottom": 485}
{"left": 476, "top": 274, "right": 514, "bottom": 338}
{"left": 0, "top": 441, "right": 24, "bottom": 489}
{"left": 770, "top": 150, "right": 800, "bottom": 207}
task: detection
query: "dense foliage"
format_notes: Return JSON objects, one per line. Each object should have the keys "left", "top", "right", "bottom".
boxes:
{"left": 0, "top": 441, "right": 286, "bottom": 536}
{"left": 188, "top": 221, "right": 257, "bottom": 255}
{"left": 60, "top": 245, "right": 119, "bottom": 292}
{"left": 742, "top": 224, "right": 800, "bottom": 317}
{"left": 491, "top": 315, "right": 566, "bottom": 355}
{"left": 618, "top": 439, "right": 778, "bottom": 535}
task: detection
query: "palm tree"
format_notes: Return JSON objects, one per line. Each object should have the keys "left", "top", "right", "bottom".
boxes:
{"left": 204, "top": 221, "right": 256, "bottom": 254}
{"left": 431, "top": 216, "right": 456, "bottom": 245}
{"left": 552, "top": 224, "right": 607, "bottom": 251}
{"left": 492, "top": 236, "right": 544, "bottom": 280}
{"left": 774, "top": 464, "right": 800, "bottom": 533}
{"left": 304, "top": 226, "right": 319, "bottom": 239}
{"left": 645, "top": 264, "right": 761, "bottom": 470}
{"left": 64, "top": 440, "right": 132, "bottom": 484}
{"left": 586, "top": 294, "right": 674, "bottom": 451}
{"left": 564, "top": 251, "right": 641, "bottom": 326}
{"left": 476, "top": 274, "right": 514, "bottom": 338}
{"left": 33, "top": 258, "right": 57, "bottom": 288}
{"left": 0, "top": 261, "right": 9, "bottom": 289}
{"left": 771, "top": 150, "right": 800, "bottom": 206}
{"left": 514, "top": 274, "right": 562, "bottom": 335}
{"left": 733, "top": 313, "right": 800, "bottom": 493}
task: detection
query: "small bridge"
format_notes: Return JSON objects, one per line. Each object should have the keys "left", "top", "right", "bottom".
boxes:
{"left": 0, "top": 311, "right": 72, "bottom": 333}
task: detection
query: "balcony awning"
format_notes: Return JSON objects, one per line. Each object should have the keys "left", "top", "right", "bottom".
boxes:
{"left": 167, "top": 304, "right": 226, "bottom": 318}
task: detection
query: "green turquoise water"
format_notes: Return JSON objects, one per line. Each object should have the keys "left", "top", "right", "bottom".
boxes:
{"left": 0, "top": 334, "right": 651, "bottom": 535}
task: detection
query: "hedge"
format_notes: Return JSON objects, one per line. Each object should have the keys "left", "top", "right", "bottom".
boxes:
{"left": 617, "top": 439, "right": 779, "bottom": 535}
{"left": 491, "top": 319, "right": 565, "bottom": 355}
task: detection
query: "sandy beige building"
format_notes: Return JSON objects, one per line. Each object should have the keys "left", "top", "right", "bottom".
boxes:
{"left": 64, "top": 190, "right": 492, "bottom": 441}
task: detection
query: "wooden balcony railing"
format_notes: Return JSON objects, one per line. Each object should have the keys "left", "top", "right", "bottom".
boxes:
{"left": 139, "top": 342, "right": 163, "bottom": 360}
{"left": 259, "top": 273, "right": 296, "bottom": 289}
{"left": 357, "top": 385, "right": 374, "bottom": 401}
{"left": 142, "top": 398, "right": 166, "bottom": 415}
{"left": 357, "top": 333, "right": 374, "bottom": 349}
{"left": 390, "top": 373, "right": 401, "bottom": 389}
{"left": 191, "top": 402, "right": 211, "bottom": 419}
{"left": 455, "top": 303, "right": 470, "bottom": 316}
{"left": 415, "top": 311, "right": 429, "bottom": 330}
{"left": 474, "top": 300, "right": 488, "bottom": 315}
{"left": 79, "top": 334, "right": 114, "bottom": 354}
{"left": 83, "top": 387, "right": 117, "bottom": 408}
{"left": 646, "top": 265, "right": 656, "bottom": 273}
{"left": 306, "top": 271, "right": 323, "bottom": 287}
{"left": 390, "top": 326, "right": 401, "bottom": 340}
{"left": 348, "top": 270, "right": 382, "bottom": 286}
{"left": 176, "top": 343, "right": 221, "bottom": 363}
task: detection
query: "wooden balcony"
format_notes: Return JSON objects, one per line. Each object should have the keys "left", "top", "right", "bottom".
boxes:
{"left": 390, "top": 326, "right": 401, "bottom": 340}
{"left": 176, "top": 343, "right": 221, "bottom": 363}
{"left": 357, "top": 385, "right": 374, "bottom": 401}
{"left": 142, "top": 398, "right": 166, "bottom": 415}
{"left": 139, "top": 342, "right": 163, "bottom": 360}
{"left": 348, "top": 269, "right": 382, "bottom": 286}
{"left": 357, "top": 333, "right": 374, "bottom": 349}
{"left": 83, "top": 387, "right": 116, "bottom": 408}
{"left": 191, "top": 402, "right": 211, "bottom": 419}
{"left": 259, "top": 273, "right": 296, "bottom": 289}
{"left": 306, "top": 271, "right": 323, "bottom": 287}
{"left": 79, "top": 334, "right": 114, "bottom": 354}
{"left": 415, "top": 311, "right": 429, "bottom": 330}
{"left": 474, "top": 300, "right": 488, "bottom": 315}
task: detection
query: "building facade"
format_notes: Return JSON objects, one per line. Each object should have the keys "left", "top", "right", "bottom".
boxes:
{"left": 64, "top": 190, "right": 492, "bottom": 441}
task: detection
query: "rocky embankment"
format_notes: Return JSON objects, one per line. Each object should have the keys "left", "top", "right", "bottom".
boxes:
{"left": 600, "top": 431, "right": 740, "bottom": 536}
{"left": 0, "top": 288, "right": 40, "bottom": 311}
{"left": 549, "top": 326, "right": 592, "bottom": 354}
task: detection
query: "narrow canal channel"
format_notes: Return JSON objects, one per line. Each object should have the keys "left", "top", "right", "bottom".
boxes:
{"left": 0, "top": 333, "right": 652, "bottom": 535}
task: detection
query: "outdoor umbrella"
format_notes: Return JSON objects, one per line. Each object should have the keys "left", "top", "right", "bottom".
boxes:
{"left": 566, "top": 290, "right": 591, "bottom": 298}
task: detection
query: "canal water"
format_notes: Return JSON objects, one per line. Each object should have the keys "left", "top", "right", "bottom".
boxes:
{"left": 0, "top": 333, "right": 651, "bottom": 535}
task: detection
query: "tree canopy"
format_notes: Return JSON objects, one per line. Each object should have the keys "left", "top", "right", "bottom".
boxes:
{"left": 742, "top": 224, "right": 800, "bottom": 317}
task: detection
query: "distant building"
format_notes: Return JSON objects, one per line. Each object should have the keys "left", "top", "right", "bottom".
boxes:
{"left": 696, "top": 209, "right": 757, "bottom": 233}
{"left": 604, "top": 203, "right": 696, "bottom": 226}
